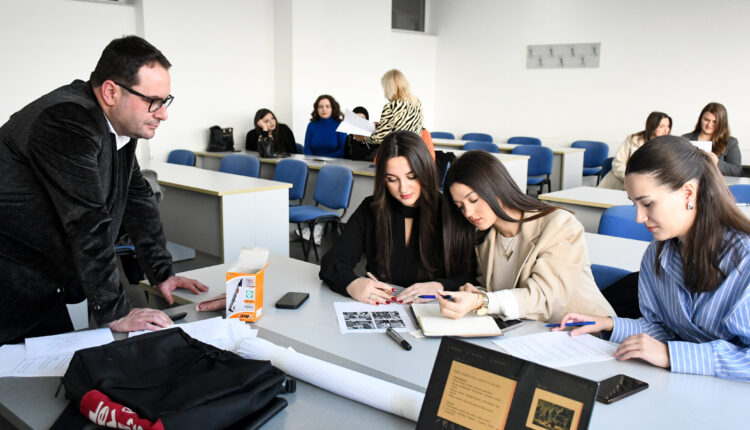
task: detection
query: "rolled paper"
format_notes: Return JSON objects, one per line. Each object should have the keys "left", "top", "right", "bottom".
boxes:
{"left": 238, "top": 337, "right": 424, "bottom": 421}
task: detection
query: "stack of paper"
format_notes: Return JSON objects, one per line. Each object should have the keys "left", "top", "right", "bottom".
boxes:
{"left": 335, "top": 108, "right": 377, "bottom": 136}
{"left": 129, "top": 317, "right": 257, "bottom": 351}
{"left": 412, "top": 302, "right": 502, "bottom": 337}
{"left": 493, "top": 331, "right": 618, "bottom": 368}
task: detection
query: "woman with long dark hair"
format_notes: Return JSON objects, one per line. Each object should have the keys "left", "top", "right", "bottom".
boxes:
{"left": 437, "top": 150, "right": 614, "bottom": 321}
{"left": 556, "top": 136, "right": 750, "bottom": 381}
{"left": 320, "top": 131, "right": 466, "bottom": 304}
{"left": 682, "top": 102, "right": 741, "bottom": 176}
{"left": 245, "top": 108, "right": 297, "bottom": 153}
{"left": 304, "top": 94, "right": 346, "bottom": 158}
{"left": 599, "top": 111, "right": 672, "bottom": 190}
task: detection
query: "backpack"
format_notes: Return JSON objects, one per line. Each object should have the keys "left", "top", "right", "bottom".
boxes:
{"left": 208, "top": 126, "right": 235, "bottom": 152}
{"left": 57, "top": 328, "right": 293, "bottom": 430}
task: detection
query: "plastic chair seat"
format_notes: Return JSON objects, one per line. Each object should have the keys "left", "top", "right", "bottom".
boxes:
{"left": 463, "top": 141, "right": 499, "bottom": 153}
{"left": 289, "top": 206, "right": 340, "bottom": 223}
{"left": 582, "top": 167, "right": 602, "bottom": 176}
{"left": 461, "top": 133, "right": 492, "bottom": 142}
{"left": 431, "top": 131, "right": 455, "bottom": 139}
{"left": 598, "top": 205, "right": 653, "bottom": 242}
{"left": 591, "top": 264, "right": 631, "bottom": 291}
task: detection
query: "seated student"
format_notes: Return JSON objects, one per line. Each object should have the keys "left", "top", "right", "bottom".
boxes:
{"left": 682, "top": 102, "right": 741, "bottom": 176}
{"left": 599, "top": 111, "right": 671, "bottom": 190}
{"left": 304, "top": 94, "right": 346, "bottom": 158}
{"left": 343, "top": 106, "right": 376, "bottom": 160}
{"left": 555, "top": 136, "right": 750, "bottom": 382}
{"left": 436, "top": 150, "right": 615, "bottom": 322}
{"left": 245, "top": 108, "right": 297, "bottom": 154}
{"left": 319, "top": 131, "right": 468, "bottom": 304}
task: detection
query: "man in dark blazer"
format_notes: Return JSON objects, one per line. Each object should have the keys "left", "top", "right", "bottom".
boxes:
{"left": 0, "top": 36, "right": 208, "bottom": 344}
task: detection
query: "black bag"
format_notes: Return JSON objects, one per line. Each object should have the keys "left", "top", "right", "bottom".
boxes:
{"left": 61, "top": 328, "right": 292, "bottom": 430}
{"left": 258, "top": 135, "right": 275, "bottom": 158}
{"left": 208, "top": 125, "right": 235, "bottom": 152}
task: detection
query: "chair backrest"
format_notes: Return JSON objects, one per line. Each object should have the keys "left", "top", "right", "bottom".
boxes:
{"left": 274, "top": 159, "right": 308, "bottom": 201}
{"left": 296, "top": 143, "right": 304, "bottom": 154}
{"left": 167, "top": 149, "right": 195, "bottom": 166}
{"left": 219, "top": 153, "right": 260, "bottom": 177}
{"left": 508, "top": 136, "right": 542, "bottom": 146}
{"left": 431, "top": 131, "right": 455, "bottom": 139}
{"left": 600, "top": 157, "right": 614, "bottom": 178}
{"left": 571, "top": 140, "right": 609, "bottom": 168}
{"left": 314, "top": 165, "right": 353, "bottom": 210}
{"left": 729, "top": 184, "right": 750, "bottom": 204}
{"left": 511, "top": 145, "right": 553, "bottom": 177}
{"left": 463, "top": 141, "right": 499, "bottom": 153}
{"left": 461, "top": 132, "right": 493, "bottom": 142}
{"left": 590, "top": 264, "right": 631, "bottom": 291}
{"left": 598, "top": 205, "right": 653, "bottom": 242}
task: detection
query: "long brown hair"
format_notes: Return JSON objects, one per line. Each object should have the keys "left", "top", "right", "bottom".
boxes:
{"left": 371, "top": 131, "right": 439, "bottom": 281}
{"left": 692, "top": 102, "right": 731, "bottom": 156}
{"left": 626, "top": 135, "right": 750, "bottom": 293}
{"left": 310, "top": 94, "right": 343, "bottom": 122}
{"left": 635, "top": 111, "right": 672, "bottom": 141}
{"left": 442, "top": 150, "right": 561, "bottom": 277}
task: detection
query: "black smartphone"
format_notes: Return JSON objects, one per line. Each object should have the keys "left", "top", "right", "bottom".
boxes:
{"left": 168, "top": 312, "right": 187, "bottom": 322}
{"left": 493, "top": 317, "right": 523, "bottom": 331}
{"left": 275, "top": 292, "right": 310, "bottom": 309}
{"left": 596, "top": 374, "right": 649, "bottom": 404}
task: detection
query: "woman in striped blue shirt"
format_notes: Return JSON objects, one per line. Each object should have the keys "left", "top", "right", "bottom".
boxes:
{"left": 556, "top": 135, "right": 750, "bottom": 382}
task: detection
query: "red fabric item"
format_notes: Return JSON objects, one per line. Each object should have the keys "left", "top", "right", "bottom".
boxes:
{"left": 80, "top": 390, "right": 165, "bottom": 430}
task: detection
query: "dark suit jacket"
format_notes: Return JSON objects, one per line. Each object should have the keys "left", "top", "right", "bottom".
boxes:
{"left": 0, "top": 80, "right": 173, "bottom": 342}
{"left": 682, "top": 131, "right": 742, "bottom": 176}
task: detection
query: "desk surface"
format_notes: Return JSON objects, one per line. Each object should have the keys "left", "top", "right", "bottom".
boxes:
{"left": 432, "top": 138, "right": 586, "bottom": 155}
{"left": 142, "top": 160, "right": 291, "bottom": 196}
{"left": 539, "top": 186, "right": 632, "bottom": 208}
{"left": 194, "top": 150, "right": 378, "bottom": 177}
{"left": 725, "top": 176, "right": 750, "bottom": 185}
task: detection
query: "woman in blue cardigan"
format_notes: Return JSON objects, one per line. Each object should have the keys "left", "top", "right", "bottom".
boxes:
{"left": 304, "top": 94, "right": 346, "bottom": 158}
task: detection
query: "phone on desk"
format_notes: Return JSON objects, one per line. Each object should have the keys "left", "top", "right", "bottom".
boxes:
{"left": 596, "top": 374, "right": 648, "bottom": 404}
{"left": 275, "top": 292, "right": 310, "bottom": 309}
{"left": 492, "top": 317, "right": 523, "bottom": 331}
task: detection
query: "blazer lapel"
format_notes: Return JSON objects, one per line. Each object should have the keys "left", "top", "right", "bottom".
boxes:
{"left": 512, "top": 213, "right": 543, "bottom": 288}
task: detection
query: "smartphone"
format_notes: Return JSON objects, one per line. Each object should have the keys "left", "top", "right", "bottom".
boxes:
{"left": 493, "top": 317, "right": 523, "bottom": 331}
{"left": 168, "top": 312, "right": 187, "bottom": 322}
{"left": 275, "top": 292, "right": 310, "bottom": 309}
{"left": 596, "top": 374, "right": 649, "bottom": 404}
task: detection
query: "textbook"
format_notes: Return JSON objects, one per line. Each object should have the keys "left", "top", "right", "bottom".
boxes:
{"left": 411, "top": 302, "right": 503, "bottom": 337}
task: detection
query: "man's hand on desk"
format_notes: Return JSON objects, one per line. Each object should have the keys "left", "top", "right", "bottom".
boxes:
{"left": 108, "top": 308, "right": 173, "bottom": 332}
{"left": 158, "top": 276, "right": 210, "bottom": 305}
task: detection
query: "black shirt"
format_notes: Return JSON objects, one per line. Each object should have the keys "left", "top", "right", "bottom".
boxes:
{"left": 319, "top": 195, "right": 470, "bottom": 296}
{"left": 245, "top": 123, "right": 297, "bottom": 154}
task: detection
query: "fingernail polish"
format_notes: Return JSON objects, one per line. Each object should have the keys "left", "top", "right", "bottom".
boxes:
{"left": 386, "top": 301, "right": 391, "bottom": 304}
{"left": 376, "top": 302, "right": 380, "bottom": 306}
{"left": 391, "top": 288, "right": 396, "bottom": 292}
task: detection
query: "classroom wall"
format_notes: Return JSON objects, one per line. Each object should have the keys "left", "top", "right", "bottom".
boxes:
{"left": 430, "top": 0, "right": 750, "bottom": 154}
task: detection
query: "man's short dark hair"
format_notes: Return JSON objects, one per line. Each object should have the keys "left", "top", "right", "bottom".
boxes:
{"left": 90, "top": 35, "right": 171, "bottom": 88}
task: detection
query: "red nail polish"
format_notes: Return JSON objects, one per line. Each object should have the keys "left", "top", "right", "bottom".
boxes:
{"left": 386, "top": 301, "right": 391, "bottom": 304}
{"left": 391, "top": 288, "right": 396, "bottom": 292}
{"left": 376, "top": 302, "right": 380, "bottom": 306}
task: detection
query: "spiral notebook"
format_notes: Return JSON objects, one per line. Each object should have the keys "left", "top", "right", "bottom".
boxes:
{"left": 411, "top": 302, "right": 503, "bottom": 337}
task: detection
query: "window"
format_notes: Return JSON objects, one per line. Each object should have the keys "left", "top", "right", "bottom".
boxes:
{"left": 392, "top": 0, "right": 425, "bottom": 32}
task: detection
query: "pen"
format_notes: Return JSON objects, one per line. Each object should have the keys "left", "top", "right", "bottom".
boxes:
{"left": 386, "top": 327, "right": 412, "bottom": 351}
{"left": 417, "top": 294, "right": 454, "bottom": 301}
{"left": 545, "top": 321, "right": 596, "bottom": 328}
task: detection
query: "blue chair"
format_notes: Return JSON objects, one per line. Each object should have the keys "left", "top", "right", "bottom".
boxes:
{"left": 296, "top": 143, "right": 304, "bottom": 154}
{"left": 289, "top": 165, "right": 353, "bottom": 261}
{"left": 274, "top": 159, "right": 308, "bottom": 204}
{"left": 463, "top": 141, "right": 499, "bottom": 153}
{"left": 431, "top": 131, "right": 455, "bottom": 139}
{"left": 729, "top": 184, "right": 750, "bottom": 204}
{"left": 167, "top": 149, "right": 195, "bottom": 166}
{"left": 461, "top": 132, "right": 493, "bottom": 142}
{"left": 508, "top": 136, "right": 542, "bottom": 146}
{"left": 598, "top": 205, "right": 653, "bottom": 242}
{"left": 219, "top": 154, "right": 260, "bottom": 178}
{"left": 600, "top": 157, "right": 614, "bottom": 179}
{"left": 512, "top": 145, "right": 553, "bottom": 195}
{"left": 571, "top": 140, "right": 609, "bottom": 185}
{"left": 591, "top": 264, "right": 631, "bottom": 291}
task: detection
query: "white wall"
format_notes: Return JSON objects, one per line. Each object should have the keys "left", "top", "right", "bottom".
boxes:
{"left": 0, "top": 0, "right": 135, "bottom": 123}
{"left": 430, "top": 0, "right": 750, "bottom": 154}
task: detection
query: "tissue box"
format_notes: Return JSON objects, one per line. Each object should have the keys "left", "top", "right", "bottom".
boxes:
{"left": 226, "top": 268, "right": 264, "bottom": 322}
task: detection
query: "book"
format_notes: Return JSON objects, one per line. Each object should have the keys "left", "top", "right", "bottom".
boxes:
{"left": 411, "top": 302, "right": 503, "bottom": 337}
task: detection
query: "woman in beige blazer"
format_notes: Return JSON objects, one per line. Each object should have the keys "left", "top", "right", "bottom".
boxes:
{"left": 437, "top": 151, "right": 615, "bottom": 323}
{"left": 599, "top": 111, "right": 672, "bottom": 190}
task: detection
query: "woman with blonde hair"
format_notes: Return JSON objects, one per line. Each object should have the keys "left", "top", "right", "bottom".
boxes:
{"left": 682, "top": 102, "right": 741, "bottom": 176}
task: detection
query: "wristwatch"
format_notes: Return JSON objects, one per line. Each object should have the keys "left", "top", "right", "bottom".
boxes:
{"left": 475, "top": 293, "right": 489, "bottom": 316}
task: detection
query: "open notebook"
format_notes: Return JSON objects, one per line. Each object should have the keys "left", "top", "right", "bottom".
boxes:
{"left": 411, "top": 302, "right": 503, "bottom": 337}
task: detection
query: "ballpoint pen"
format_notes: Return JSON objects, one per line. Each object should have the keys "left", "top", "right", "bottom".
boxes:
{"left": 417, "top": 294, "right": 454, "bottom": 301}
{"left": 545, "top": 321, "right": 596, "bottom": 328}
{"left": 386, "top": 326, "right": 412, "bottom": 351}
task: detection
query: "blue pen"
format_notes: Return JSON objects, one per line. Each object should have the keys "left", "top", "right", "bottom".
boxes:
{"left": 545, "top": 321, "right": 596, "bottom": 328}
{"left": 417, "top": 294, "right": 454, "bottom": 301}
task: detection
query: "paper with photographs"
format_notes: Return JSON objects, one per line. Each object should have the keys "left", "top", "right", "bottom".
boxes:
{"left": 334, "top": 302, "right": 415, "bottom": 334}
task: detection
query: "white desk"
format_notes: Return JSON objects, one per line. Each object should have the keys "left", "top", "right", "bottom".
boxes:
{"left": 585, "top": 232, "right": 648, "bottom": 272}
{"left": 539, "top": 187, "right": 632, "bottom": 232}
{"left": 725, "top": 176, "right": 750, "bottom": 185}
{"left": 194, "top": 150, "right": 529, "bottom": 223}
{"left": 433, "top": 138, "right": 586, "bottom": 191}
{"left": 142, "top": 161, "right": 291, "bottom": 262}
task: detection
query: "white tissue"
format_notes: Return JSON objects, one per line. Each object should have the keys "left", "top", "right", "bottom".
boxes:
{"left": 228, "top": 247, "right": 269, "bottom": 273}
{"left": 238, "top": 337, "right": 424, "bottom": 421}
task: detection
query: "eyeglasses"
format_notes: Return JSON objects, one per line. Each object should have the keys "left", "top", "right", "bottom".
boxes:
{"left": 114, "top": 82, "right": 174, "bottom": 112}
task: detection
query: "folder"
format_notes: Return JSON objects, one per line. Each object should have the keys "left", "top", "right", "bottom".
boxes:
{"left": 411, "top": 302, "right": 502, "bottom": 337}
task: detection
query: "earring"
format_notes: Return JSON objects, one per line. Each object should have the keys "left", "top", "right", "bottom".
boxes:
{"left": 687, "top": 201, "right": 694, "bottom": 210}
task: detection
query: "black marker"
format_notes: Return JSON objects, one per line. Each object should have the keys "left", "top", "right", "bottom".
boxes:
{"left": 168, "top": 312, "right": 187, "bottom": 322}
{"left": 386, "top": 327, "right": 412, "bottom": 351}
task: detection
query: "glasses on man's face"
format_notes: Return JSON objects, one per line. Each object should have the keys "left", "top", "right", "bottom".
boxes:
{"left": 114, "top": 82, "right": 174, "bottom": 113}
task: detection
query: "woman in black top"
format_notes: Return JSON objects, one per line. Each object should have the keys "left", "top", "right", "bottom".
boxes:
{"left": 245, "top": 108, "right": 297, "bottom": 154}
{"left": 320, "top": 130, "right": 467, "bottom": 304}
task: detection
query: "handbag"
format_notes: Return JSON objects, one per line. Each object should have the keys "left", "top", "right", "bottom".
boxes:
{"left": 208, "top": 126, "right": 235, "bottom": 152}
{"left": 59, "top": 328, "right": 293, "bottom": 430}
{"left": 258, "top": 135, "right": 275, "bottom": 158}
